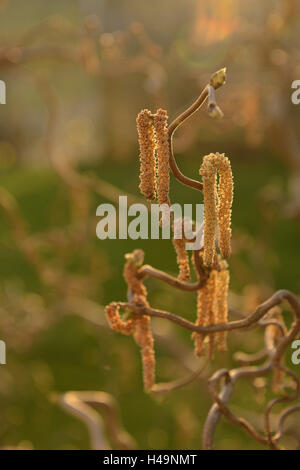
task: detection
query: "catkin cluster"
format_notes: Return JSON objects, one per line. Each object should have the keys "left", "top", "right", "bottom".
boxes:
{"left": 105, "top": 250, "right": 155, "bottom": 390}
{"left": 138, "top": 107, "right": 189, "bottom": 279}
{"left": 137, "top": 108, "right": 170, "bottom": 215}
{"left": 199, "top": 152, "right": 233, "bottom": 266}
{"left": 193, "top": 259, "right": 230, "bottom": 358}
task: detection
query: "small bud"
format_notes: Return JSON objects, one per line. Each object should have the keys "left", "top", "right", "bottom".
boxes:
{"left": 210, "top": 68, "right": 227, "bottom": 89}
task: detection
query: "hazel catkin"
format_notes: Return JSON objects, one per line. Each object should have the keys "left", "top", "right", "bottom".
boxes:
{"left": 199, "top": 157, "right": 217, "bottom": 266}
{"left": 215, "top": 261, "right": 230, "bottom": 352}
{"left": 199, "top": 153, "right": 233, "bottom": 265}
{"left": 137, "top": 109, "right": 156, "bottom": 201}
{"left": 134, "top": 314, "right": 155, "bottom": 390}
{"left": 153, "top": 108, "right": 170, "bottom": 225}
{"left": 172, "top": 237, "right": 190, "bottom": 282}
{"left": 216, "top": 153, "right": 233, "bottom": 259}
{"left": 193, "top": 269, "right": 217, "bottom": 359}
{"left": 123, "top": 250, "right": 156, "bottom": 391}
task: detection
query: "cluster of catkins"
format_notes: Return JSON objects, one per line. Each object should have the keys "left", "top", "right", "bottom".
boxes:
{"left": 192, "top": 152, "right": 233, "bottom": 357}
{"left": 106, "top": 115, "right": 234, "bottom": 391}
{"left": 137, "top": 108, "right": 190, "bottom": 282}
{"left": 105, "top": 249, "right": 155, "bottom": 390}
{"left": 136, "top": 108, "right": 170, "bottom": 208}
{"left": 193, "top": 257, "right": 230, "bottom": 359}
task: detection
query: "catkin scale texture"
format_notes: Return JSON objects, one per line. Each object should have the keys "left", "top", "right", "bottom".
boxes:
{"left": 134, "top": 315, "right": 155, "bottom": 390}
{"left": 217, "top": 155, "right": 233, "bottom": 259}
{"left": 200, "top": 153, "right": 233, "bottom": 265}
{"left": 193, "top": 270, "right": 217, "bottom": 358}
{"left": 172, "top": 237, "right": 190, "bottom": 282}
{"left": 215, "top": 263, "right": 230, "bottom": 352}
{"left": 153, "top": 108, "right": 170, "bottom": 225}
{"left": 137, "top": 109, "right": 156, "bottom": 201}
{"left": 201, "top": 169, "right": 217, "bottom": 266}
{"left": 123, "top": 251, "right": 156, "bottom": 391}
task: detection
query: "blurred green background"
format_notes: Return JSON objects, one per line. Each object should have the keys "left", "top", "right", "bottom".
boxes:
{"left": 0, "top": 0, "right": 299, "bottom": 450}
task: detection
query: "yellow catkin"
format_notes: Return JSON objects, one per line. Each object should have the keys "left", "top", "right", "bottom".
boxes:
{"left": 216, "top": 153, "right": 233, "bottom": 259}
{"left": 215, "top": 261, "right": 230, "bottom": 352}
{"left": 193, "top": 270, "right": 217, "bottom": 359}
{"left": 153, "top": 108, "right": 170, "bottom": 225}
{"left": 137, "top": 109, "right": 156, "bottom": 201}
{"left": 200, "top": 158, "right": 217, "bottom": 266}
{"left": 123, "top": 250, "right": 155, "bottom": 391}
{"left": 134, "top": 315, "right": 155, "bottom": 390}
{"left": 172, "top": 237, "right": 190, "bottom": 282}
{"left": 199, "top": 153, "right": 233, "bottom": 265}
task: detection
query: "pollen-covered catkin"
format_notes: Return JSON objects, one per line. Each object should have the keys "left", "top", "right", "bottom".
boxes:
{"left": 153, "top": 109, "right": 170, "bottom": 224}
{"left": 207, "top": 271, "right": 217, "bottom": 359}
{"left": 134, "top": 315, "right": 155, "bottom": 390}
{"left": 215, "top": 261, "right": 230, "bottom": 352}
{"left": 137, "top": 109, "right": 156, "bottom": 201}
{"left": 199, "top": 153, "right": 233, "bottom": 265}
{"left": 199, "top": 157, "right": 217, "bottom": 266}
{"left": 172, "top": 237, "right": 190, "bottom": 281}
{"left": 123, "top": 250, "right": 155, "bottom": 391}
{"left": 193, "top": 270, "right": 217, "bottom": 358}
{"left": 215, "top": 153, "right": 233, "bottom": 259}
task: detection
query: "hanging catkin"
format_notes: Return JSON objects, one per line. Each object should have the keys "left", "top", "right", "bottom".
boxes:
{"left": 199, "top": 158, "right": 217, "bottom": 266}
{"left": 216, "top": 153, "right": 233, "bottom": 259}
{"left": 137, "top": 109, "right": 156, "bottom": 201}
{"left": 172, "top": 219, "right": 191, "bottom": 281}
{"left": 123, "top": 250, "right": 155, "bottom": 391}
{"left": 193, "top": 269, "right": 217, "bottom": 359}
{"left": 172, "top": 237, "right": 190, "bottom": 281}
{"left": 153, "top": 108, "right": 170, "bottom": 225}
{"left": 215, "top": 261, "right": 230, "bottom": 352}
{"left": 199, "top": 153, "right": 233, "bottom": 265}
{"left": 134, "top": 315, "right": 155, "bottom": 391}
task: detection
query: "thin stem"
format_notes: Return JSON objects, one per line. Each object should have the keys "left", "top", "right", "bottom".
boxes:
{"left": 167, "top": 85, "right": 209, "bottom": 192}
